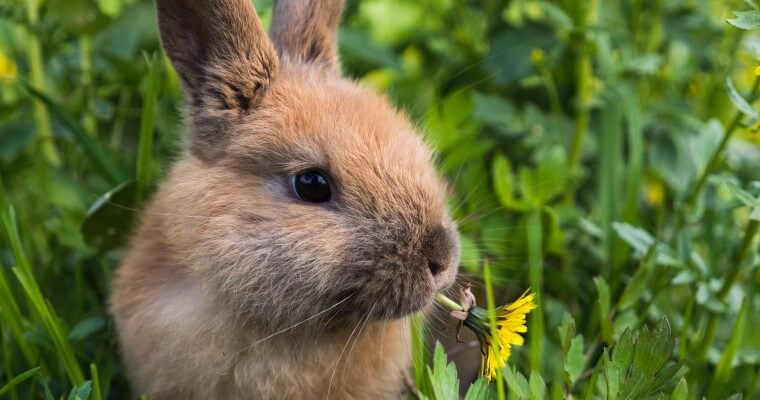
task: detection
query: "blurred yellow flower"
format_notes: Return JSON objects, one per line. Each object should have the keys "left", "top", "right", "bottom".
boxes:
{"left": 646, "top": 181, "right": 664, "bottom": 207}
{"left": 0, "top": 51, "right": 17, "bottom": 80}
{"left": 755, "top": 66, "right": 760, "bottom": 76}
{"left": 530, "top": 48, "right": 546, "bottom": 66}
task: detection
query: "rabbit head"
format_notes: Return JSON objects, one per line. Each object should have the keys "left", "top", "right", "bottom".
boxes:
{"left": 156, "top": 0, "right": 460, "bottom": 334}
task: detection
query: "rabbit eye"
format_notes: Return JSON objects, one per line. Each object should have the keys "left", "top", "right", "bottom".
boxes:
{"left": 292, "top": 170, "right": 331, "bottom": 203}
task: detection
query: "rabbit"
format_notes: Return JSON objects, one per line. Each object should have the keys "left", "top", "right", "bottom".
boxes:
{"left": 110, "top": 0, "right": 460, "bottom": 398}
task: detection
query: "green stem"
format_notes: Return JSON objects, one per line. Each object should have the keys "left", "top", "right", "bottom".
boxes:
{"left": 527, "top": 208, "right": 544, "bottom": 373}
{"left": 696, "top": 219, "right": 759, "bottom": 361}
{"left": 434, "top": 292, "right": 464, "bottom": 312}
{"left": 80, "top": 35, "right": 96, "bottom": 136}
{"left": 483, "top": 260, "right": 505, "bottom": 400}
{"left": 566, "top": 0, "right": 599, "bottom": 172}
{"left": 685, "top": 76, "right": 760, "bottom": 208}
{"left": 25, "top": 0, "right": 60, "bottom": 166}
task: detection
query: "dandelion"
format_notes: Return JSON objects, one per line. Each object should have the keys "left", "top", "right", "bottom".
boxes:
{"left": 436, "top": 286, "right": 536, "bottom": 381}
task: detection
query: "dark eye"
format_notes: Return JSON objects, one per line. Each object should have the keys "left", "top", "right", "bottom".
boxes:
{"left": 292, "top": 170, "right": 331, "bottom": 203}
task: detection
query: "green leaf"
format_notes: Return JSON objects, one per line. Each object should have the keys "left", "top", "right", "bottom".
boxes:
{"left": 726, "top": 78, "right": 760, "bottom": 118}
{"left": 136, "top": 53, "right": 162, "bottom": 203}
{"left": 69, "top": 317, "right": 106, "bottom": 342}
{"left": 594, "top": 277, "right": 612, "bottom": 341}
{"left": 68, "top": 381, "right": 92, "bottom": 400}
{"left": 492, "top": 154, "right": 525, "bottom": 210}
{"left": 459, "top": 235, "right": 482, "bottom": 273}
{"left": 618, "top": 252, "right": 656, "bottom": 310}
{"left": 463, "top": 377, "right": 491, "bottom": 400}
{"left": 604, "top": 318, "right": 683, "bottom": 400}
{"left": 427, "top": 342, "right": 459, "bottom": 400}
{"left": 613, "top": 223, "right": 681, "bottom": 267}
{"left": 96, "top": 0, "right": 124, "bottom": 17}
{"left": 728, "top": 10, "right": 760, "bottom": 29}
{"left": 714, "top": 298, "right": 750, "bottom": 383}
{"left": 504, "top": 365, "right": 530, "bottom": 399}
{"left": 558, "top": 313, "right": 575, "bottom": 353}
{"left": 670, "top": 378, "right": 688, "bottom": 400}
{"left": 529, "top": 371, "right": 547, "bottom": 400}
{"left": 20, "top": 81, "right": 126, "bottom": 185}
{"left": 565, "top": 335, "right": 585, "bottom": 384}
{"left": 520, "top": 146, "right": 568, "bottom": 205}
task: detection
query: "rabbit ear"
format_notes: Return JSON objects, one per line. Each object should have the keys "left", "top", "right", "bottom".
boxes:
{"left": 270, "top": 0, "right": 344, "bottom": 72}
{"left": 156, "top": 0, "right": 279, "bottom": 111}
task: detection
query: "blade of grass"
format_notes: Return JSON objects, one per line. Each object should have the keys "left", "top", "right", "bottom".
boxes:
{"left": 2, "top": 208, "right": 84, "bottom": 386}
{"left": 566, "top": 0, "right": 599, "bottom": 174}
{"left": 24, "top": 0, "right": 60, "bottom": 166}
{"left": 0, "top": 261, "right": 39, "bottom": 365}
{"left": 527, "top": 209, "right": 544, "bottom": 373}
{"left": 482, "top": 260, "right": 505, "bottom": 400}
{"left": 0, "top": 367, "right": 40, "bottom": 397}
{"left": 89, "top": 364, "right": 103, "bottom": 400}
{"left": 135, "top": 53, "right": 161, "bottom": 203}
{"left": 410, "top": 313, "right": 430, "bottom": 397}
{"left": 597, "top": 89, "right": 624, "bottom": 290}
{"left": 20, "top": 81, "right": 126, "bottom": 185}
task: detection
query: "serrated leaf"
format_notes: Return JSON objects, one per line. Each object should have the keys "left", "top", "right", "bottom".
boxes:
{"left": 427, "top": 342, "right": 459, "bottom": 400}
{"left": 728, "top": 10, "right": 760, "bottom": 29}
{"left": 603, "top": 349, "right": 620, "bottom": 400}
{"left": 463, "top": 377, "right": 490, "bottom": 400}
{"left": 726, "top": 78, "right": 760, "bottom": 118}
{"left": 504, "top": 365, "right": 530, "bottom": 399}
{"left": 529, "top": 371, "right": 547, "bottom": 400}
{"left": 611, "top": 318, "right": 681, "bottom": 400}
{"left": 565, "top": 335, "right": 585, "bottom": 384}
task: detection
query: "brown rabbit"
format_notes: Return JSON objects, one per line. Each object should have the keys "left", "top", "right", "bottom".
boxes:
{"left": 111, "top": 0, "right": 460, "bottom": 398}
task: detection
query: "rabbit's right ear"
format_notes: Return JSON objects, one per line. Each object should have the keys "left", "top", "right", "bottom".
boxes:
{"left": 156, "top": 0, "right": 279, "bottom": 158}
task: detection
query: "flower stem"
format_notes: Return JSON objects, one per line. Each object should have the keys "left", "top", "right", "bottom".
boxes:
{"left": 483, "top": 260, "right": 505, "bottom": 400}
{"left": 685, "top": 75, "right": 760, "bottom": 208}
{"left": 25, "top": 0, "right": 60, "bottom": 166}
{"left": 434, "top": 292, "right": 464, "bottom": 312}
{"left": 696, "top": 219, "right": 759, "bottom": 361}
{"left": 566, "top": 0, "right": 599, "bottom": 172}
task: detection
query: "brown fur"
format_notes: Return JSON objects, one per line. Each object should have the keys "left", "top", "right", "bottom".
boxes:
{"left": 111, "top": 1, "right": 459, "bottom": 398}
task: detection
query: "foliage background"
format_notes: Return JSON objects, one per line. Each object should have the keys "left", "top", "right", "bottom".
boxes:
{"left": 2, "top": 0, "right": 760, "bottom": 398}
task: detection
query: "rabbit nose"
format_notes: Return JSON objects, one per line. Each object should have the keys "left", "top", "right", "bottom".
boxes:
{"left": 422, "top": 225, "right": 454, "bottom": 277}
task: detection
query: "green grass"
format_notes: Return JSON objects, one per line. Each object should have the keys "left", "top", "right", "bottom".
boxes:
{"left": 3, "top": 0, "right": 760, "bottom": 398}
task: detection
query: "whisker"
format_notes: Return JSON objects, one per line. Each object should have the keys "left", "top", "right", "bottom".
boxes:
{"left": 247, "top": 294, "right": 354, "bottom": 348}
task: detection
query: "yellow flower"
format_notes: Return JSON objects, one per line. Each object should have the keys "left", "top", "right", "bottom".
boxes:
{"left": 755, "top": 65, "right": 760, "bottom": 76}
{"left": 0, "top": 51, "right": 17, "bottom": 80}
{"left": 436, "top": 288, "right": 537, "bottom": 382}
{"left": 474, "top": 290, "right": 536, "bottom": 381}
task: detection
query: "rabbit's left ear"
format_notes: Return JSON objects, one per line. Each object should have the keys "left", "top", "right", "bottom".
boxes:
{"left": 269, "top": 0, "right": 344, "bottom": 73}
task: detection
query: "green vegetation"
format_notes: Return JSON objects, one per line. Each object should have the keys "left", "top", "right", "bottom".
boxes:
{"left": 2, "top": 0, "right": 760, "bottom": 398}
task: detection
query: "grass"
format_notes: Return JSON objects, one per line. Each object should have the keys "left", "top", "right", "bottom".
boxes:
{"left": 3, "top": 0, "right": 760, "bottom": 398}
